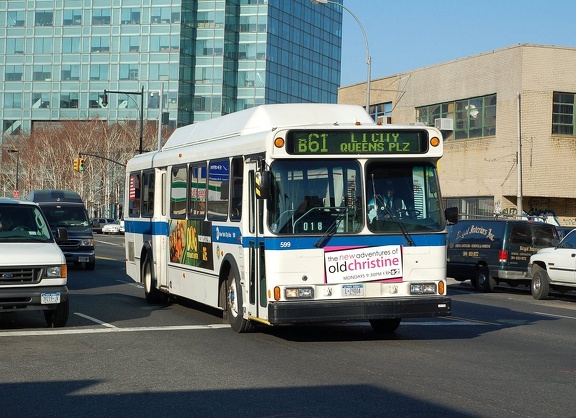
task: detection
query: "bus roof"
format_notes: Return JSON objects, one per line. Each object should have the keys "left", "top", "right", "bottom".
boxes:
{"left": 161, "top": 103, "right": 374, "bottom": 151}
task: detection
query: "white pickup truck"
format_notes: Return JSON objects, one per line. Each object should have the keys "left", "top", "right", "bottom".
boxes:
{"left": 528, "top": 229, "right": 576, "bottom": 299}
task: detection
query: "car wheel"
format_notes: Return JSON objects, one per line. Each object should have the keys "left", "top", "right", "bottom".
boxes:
{"left": 531, "top": 267, "right": 550, "bottom": 300}
{"left": 370, "top": 318, "right": 401, "bottom": 332}
{"left": 226, "top": 267, "right": 254, "bottom": 333}
{"left": 475, "top": 266, "right": 495, "bottom": 292}
{"left": 44, "top": 299, "right": 69, "bottom": 328}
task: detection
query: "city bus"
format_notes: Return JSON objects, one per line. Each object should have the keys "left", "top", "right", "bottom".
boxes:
{"left": 124, "top": 103, "right": 457, "bottom": 333}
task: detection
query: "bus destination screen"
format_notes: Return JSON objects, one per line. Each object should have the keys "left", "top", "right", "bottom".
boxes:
{"left": 285, "top": 130, "right": 429, "bottom": 155}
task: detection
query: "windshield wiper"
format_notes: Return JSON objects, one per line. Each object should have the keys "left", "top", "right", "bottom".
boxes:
{"left": 380, "top": 201, "right": 415, "bottom": 246}
{"left": 314, "top": 208, "right": 347, "bottom": 248}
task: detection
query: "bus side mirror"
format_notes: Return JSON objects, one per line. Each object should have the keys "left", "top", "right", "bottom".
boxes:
{"left": 445, "top": 207, "right": 458, "bottom": 225}
{"left": 255, "top": 171, "right": 272, "bottom": 200}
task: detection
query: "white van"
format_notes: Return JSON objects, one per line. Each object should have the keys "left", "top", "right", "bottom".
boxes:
{"left": 0, "top": 198, "right": 69, "bottom": 327}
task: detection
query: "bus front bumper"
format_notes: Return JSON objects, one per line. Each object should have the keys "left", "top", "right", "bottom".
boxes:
{"left": 267, "top": 296, "right": 451, "bottom": 325}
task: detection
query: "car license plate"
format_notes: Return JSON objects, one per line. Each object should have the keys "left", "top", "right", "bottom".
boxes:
{"left": 78, "top": 256, "right": 89, "bottom": 263}
{"left": 342, "top": 284, "right": 364, "bottom": 297}
{"left": 41, "top": 292, "right": 61, "bottom": 304}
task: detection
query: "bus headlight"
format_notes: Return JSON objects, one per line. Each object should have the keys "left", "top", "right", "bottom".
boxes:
{"left": 410, "top": 283, "right": 437, "bottom": 294}
{"left": 285, "top": 287, "right": 314, "bottom": 299}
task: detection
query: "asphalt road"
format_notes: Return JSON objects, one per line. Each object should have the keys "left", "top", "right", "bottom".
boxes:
{"left": 1, "top": 235, "right": 576, "bottom": 417}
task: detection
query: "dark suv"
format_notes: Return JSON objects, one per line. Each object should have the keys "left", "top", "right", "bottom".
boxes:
{"left": 447, "top": 218, "right": 559, "bottom": 292}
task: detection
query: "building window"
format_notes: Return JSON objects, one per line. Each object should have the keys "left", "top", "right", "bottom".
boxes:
{"left": 3, "top": 120, "right": 21, "bottom": 135}
{"left": 63, "top": 37, "right": 81, "bottom": 53}
{"left": 120, "top": 36, "right": 140, "bottom": 53}
{"left": 90, "top": 64, "right": 109, "bottom": 81}
{"left": 369, "top": 102, "right": 392, "bottom": 122}
{"left": 63, "top": 9, "right": 82, "bottom": 25}
{"left": 444, "top": 197, "right": 494, "bottom": 219}
{"left": 60, "top": 92, "right": 79, "bottom": 108}
{"left": 62, "top": 65, "right": 80, "bottom": 81}
{"left": 33, "top": 65, "right": 52, "bottom": 81}
{"left": 552, "top": 92, "right": 575, "bottom": 135}
{"left": 92, "top": 9, "right": 111, "bottom": 25}
{"left": 120, "top": 64, "right": 139, "bottom": 80}
{"left": 89, "top": 92, "right": 105, "bottom": 108}
{"left": 4, "top": 93, "right": 22, "bottom": 109}
{"left": 34, "top": 38, "right": 53, "bottom": 53}
{"left": 32, "top": 93, "right": 51, "bottom": 108}
{"left": 91, "top": 37, "right": 110, "bottom": 53}
{"left": 5, "top": 65, "right": 23, "bottom": 81}
{"left": 121, "top": 8, "right": 141, "bottom": 24}
{"left": 416, "top": 94, "right": 496, "bottom": 140}
{"left": 35, "top": 11, "right": 53, "bottom": 26}
{"left": 7, "top": 11, "right": 25, "bottom": 27}
{"left": 151, "top": 8, "right": 172, "bottom": 23}
{"left": 7, "top": 38, "right": 24, "bottom": 54}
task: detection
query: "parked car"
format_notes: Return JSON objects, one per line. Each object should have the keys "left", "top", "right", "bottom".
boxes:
{"left": 102, "top": 220, "right": 123, "bottom": 235}
{"left": 447, "top": 218, "right": 559, "bottom": 292}
{"left": 0, "top": 197, "right": 69, "bottom": 327}
{"left": 528, "top": 229, "right": 576, "bottom": 299}
{"left": 91, "top": 217, "right": 115, "bottom": 234}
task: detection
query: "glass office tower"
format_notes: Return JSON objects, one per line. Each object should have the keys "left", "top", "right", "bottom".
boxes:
{"left": 0, "top": 0, "right": 342, "bottom": 135}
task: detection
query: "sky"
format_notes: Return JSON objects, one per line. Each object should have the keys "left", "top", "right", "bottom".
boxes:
{"left": 337, "top": 0, "right": 576, "bottom": 86}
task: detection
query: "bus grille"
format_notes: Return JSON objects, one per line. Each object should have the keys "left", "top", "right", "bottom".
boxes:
{"left": 0, "top": 268, "right": 42, "bottom": 285}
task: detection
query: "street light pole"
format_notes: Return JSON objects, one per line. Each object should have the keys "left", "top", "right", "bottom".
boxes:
{"left": 311, "top": 0, "right": 371, "bottom": 113}
{"left": 102, "top": 86, "right": 145, "bottom": 154}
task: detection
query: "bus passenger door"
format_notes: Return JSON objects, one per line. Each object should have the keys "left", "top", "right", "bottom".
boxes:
{"left": 244, "top": 167, "right": 267, "bottom": 321}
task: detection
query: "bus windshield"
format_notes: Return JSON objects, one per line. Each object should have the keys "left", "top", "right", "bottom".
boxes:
{"left": 267, "top": 160, "right": 444, "bottom": 235}
{"left": 366, "top": 162, "right": 443, "bottom": 232}
{"left": 268, "top": 160, "right": 362, "bottom": 235}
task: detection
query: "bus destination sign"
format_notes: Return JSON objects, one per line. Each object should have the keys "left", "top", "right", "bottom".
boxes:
{"left": 285, "top": 130, "right": 429, "bottom": 155}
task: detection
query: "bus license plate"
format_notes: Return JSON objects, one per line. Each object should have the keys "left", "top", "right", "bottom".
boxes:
{"left": 41, "top": 292, "right": 61, "bottom": 304}
{"left": 342, "top": 284, "right": 364, "bottom": 297}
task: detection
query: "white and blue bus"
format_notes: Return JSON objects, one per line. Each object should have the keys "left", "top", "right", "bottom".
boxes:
{"left": 124, "top": 103, "right": 457, "bottom": 333}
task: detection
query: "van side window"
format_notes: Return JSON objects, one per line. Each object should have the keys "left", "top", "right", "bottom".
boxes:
{"left": 533, "top": 225, "right": 557, "bottom": 246}
{"left": 509, "top": 224, "right": 531, "bottom": 245}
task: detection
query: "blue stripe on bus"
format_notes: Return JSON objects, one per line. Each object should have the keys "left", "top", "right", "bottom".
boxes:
{"left": 258, "top": 234, "right": 446, "bottom": 250}
{"left": 125, "top": 219, "right": 446, "bottom": 249}
{"left": 125, "top": 219, "right": 169, "bottom": 236}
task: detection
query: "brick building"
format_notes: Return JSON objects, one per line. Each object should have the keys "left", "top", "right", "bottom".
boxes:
{"left": 338, "top": 44, "right": 576, "bottom": 226}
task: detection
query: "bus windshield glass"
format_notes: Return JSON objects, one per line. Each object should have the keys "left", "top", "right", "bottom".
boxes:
{"left": 366, "top": 162, "right": 443, "bottom": 232}
{"left": 268, "top": 160, "right": 362, "bottom": 235}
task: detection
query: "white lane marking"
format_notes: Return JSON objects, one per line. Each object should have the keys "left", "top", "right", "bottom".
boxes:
{"left": 0, "top": 324, "right": 230, "bottom": 337}
{"left": 94, "top": 239, "right": 124, "bottom": 247}
{"left": 535, "top": 311, "right": 576, "bottom": 320}
{"left": 75, "top": 313, "right": 117, "bottom": 328}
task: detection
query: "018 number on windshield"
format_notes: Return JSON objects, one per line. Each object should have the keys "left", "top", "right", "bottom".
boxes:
{"left": 302, "top": 222, "right": 323, "bottom": 232}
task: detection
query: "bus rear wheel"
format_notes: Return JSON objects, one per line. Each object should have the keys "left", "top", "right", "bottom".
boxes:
{"left": 226, "top": 269, "right": 254, "bottom": 333}
{"left": 370, "top": 318, "right": 401, "bottom": 333}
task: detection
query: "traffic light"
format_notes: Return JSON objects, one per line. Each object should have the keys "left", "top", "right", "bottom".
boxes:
{"left": 79, "top": 158, "right": 85, "bottom": 172}
{"left": 73, "top": 157, "right": 79, "bottom": 172}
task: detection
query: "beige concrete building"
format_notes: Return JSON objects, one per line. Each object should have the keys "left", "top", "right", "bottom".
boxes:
{"left": 339, "top": 44, "right": 576, "bottom": 227}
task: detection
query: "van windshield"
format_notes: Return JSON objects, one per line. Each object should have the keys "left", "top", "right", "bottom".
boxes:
{"left": 41, "top": 206, "right": 89, "bottom": 227}
{"left": 0, "top": 205, "right": 52, "bottom": 242}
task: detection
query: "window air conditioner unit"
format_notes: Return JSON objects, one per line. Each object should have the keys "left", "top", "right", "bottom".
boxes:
{"left": 377, "top": 115, "right": 392, "bottom": 124}
{"left": 435, "top": 118, "right": 453, "bottom": 131}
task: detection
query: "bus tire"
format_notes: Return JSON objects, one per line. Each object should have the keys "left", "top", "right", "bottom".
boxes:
{"left": 226, "top": 267, "right": 254, "bottom": 333}
{"left": 142, "top": 254, "right": 167, "bottom": 304}
{"left": 44, "top": 299, "right": 69, "bottom": 328}
{"left": 531, "top": 267, "right": 550, "bottom": 300}
{"left": 475, "top": 266, "right": 495, "bottom": 292}
{"left": 370, "top": 318, "right": 401, "bottom": 333}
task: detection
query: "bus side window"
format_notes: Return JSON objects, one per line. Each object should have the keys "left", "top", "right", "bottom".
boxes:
{"left": 230, "top": 157, "right": 243, "bottom": 221}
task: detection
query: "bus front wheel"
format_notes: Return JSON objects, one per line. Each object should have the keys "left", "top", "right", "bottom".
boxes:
{"left": 370, "top": 318, "right": 401, "bottom": 333}
{"left": 142, "top": 255, "right": 167, "bottom": 304}
{"left": 226, "top": 269, "right": 254, "bottom": 333}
